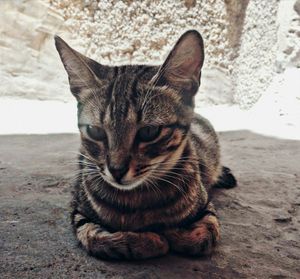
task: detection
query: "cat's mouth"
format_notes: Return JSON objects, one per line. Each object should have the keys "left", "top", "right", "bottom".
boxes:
{"left": 99, "top": 165, "right": 149, "bottom": 191}
{"left": 97, "top": 159, "right": 171, "bottom": 191}
{"left": 101, "top": 174, "right": 147, "bottom": 191}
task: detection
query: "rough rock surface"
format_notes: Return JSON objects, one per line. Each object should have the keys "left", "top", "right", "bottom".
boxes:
{"left": 1, "top": 132, "right": 299, "bottom": 278}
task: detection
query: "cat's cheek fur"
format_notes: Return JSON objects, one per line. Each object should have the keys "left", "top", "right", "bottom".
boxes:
{"left": 120, "top": 160, "right": 148, "bottom": 187}
{"left": 140, "top": 129, "right": 185, "bottom": 160}
{"left": 81, "top": 137, "right": 104, "bottom": 159}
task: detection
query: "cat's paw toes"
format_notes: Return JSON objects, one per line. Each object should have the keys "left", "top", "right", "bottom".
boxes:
{"left": 164, "top": 215, "right": 220, "bottom": 256}
{"left": 126, "top": 232, "right": 169, "bottom": 259}
{"left": 88, "top": 231, "right": 169, "bottom": 260}
{"left": 87, "top": 231, "right": 129, "bottom": 260}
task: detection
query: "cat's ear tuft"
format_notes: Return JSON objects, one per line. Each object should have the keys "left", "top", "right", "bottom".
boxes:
{"left": 54, "top": 35, "right": 99, "bottom": 100}
{"left": 157, "top": 30, "right": 204, "bottom": 101}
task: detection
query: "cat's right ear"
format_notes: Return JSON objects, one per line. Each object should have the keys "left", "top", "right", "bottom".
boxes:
{"left": 55, "top": 36, "right": 100, "bottom": 100}
{"left": 154, "top": 30, "right": 205, "bottom": 103}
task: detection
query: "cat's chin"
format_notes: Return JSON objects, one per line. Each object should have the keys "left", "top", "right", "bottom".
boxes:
{"left": 101, "top": 175, "right": 145, "bottom": 191}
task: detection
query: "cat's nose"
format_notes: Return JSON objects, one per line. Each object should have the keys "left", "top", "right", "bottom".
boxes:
{"left": 108, "top": 164, "right": 129, "bottom": 183}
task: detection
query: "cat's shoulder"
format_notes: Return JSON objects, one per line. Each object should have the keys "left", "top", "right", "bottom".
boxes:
{"left": 192, "top": 112, "right": 217, "bottom": 136}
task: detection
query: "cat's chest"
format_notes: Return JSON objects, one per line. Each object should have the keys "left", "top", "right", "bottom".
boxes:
{"left": 96, "top": 200, "right": 197, "bottom": 231}
{"left": 84, "top": 180, "right": 204, "bottom": 231}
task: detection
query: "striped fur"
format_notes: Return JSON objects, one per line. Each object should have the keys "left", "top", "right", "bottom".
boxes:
{"left": 55, "top": 30, "right": 237, "bottom": 260}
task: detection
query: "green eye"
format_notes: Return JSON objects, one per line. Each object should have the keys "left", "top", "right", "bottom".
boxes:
{"left": 137, "top": 126, "right": 161, "bottom": 142}
{"left": 86, "top": 125, "right": 106, "bottom": 141}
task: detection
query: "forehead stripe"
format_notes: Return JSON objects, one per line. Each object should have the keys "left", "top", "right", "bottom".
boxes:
{"left": 100, "top": 81, "right": 115, "bottom": 122}
{"left": 130, "top": 66, "right": 153, "bottom": 107}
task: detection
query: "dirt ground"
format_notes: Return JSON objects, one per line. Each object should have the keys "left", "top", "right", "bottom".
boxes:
{"left": 0, "top": 131, "right": 299, "bottom": 279}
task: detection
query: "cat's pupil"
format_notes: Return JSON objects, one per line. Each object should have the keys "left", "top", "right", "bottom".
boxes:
{"left": 87, "top": 125, "right": 106, "bottom": 141}
{"left": 137, "top": 126, "right": 161, "bottom": 142}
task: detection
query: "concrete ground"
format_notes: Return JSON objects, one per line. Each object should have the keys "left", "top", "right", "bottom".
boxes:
{"left": 0, "top": 131, "right": 299, "bottom": 279}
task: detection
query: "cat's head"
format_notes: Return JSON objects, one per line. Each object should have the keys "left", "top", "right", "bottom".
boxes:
{"left": 55, "top": 30, "right": 204, "bottom": 190}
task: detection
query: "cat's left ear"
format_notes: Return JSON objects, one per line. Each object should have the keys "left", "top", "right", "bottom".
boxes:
{"left": 156, "top": 30, "right": 204, "bottom": 99}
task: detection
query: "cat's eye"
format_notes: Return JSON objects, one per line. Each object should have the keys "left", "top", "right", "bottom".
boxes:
{"left": 137, "top": 126, "right": 161, "bottom": 142}
{"left": 86, "top": 125, "right": 106, "bottom": 141}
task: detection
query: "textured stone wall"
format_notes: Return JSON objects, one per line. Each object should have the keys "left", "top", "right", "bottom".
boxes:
{"left": 0, "top": 0, "right": 71, "bottom": 101}
{"left": 50, "top": 0, "right": 230, "bottom": 67}
{"left": 230, "top": 0, "right": 279, "bottom": 108}
{"left": 276, "top": 0, "right": 300, "bottom": 71}
{"left": 50, "top": 0, "right": 233, "bottom": 106}
{"left": 1, "top": 0, "right": 299, "bottom": 108}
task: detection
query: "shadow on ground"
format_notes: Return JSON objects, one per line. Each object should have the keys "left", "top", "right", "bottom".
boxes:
{"left": 0, "top": 131, "right": 299, "bottom": 278}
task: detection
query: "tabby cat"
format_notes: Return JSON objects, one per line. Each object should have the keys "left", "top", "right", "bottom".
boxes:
{"left": 55, "top": 30, "right": 236, "bottom": 260}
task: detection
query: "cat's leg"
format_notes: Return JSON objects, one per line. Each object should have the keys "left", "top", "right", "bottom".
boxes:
{"left": 214, "top": 166, "right": 237, "bottom": 189}
{"left": 72, "top": 210, "right": 169, "bottom": 260}
{"left": 163, "top": 202, "right": 220, "bottom": 256}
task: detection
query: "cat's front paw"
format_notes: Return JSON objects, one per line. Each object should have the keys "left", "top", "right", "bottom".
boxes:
{"left": 163, "top": 214, "right": 220, "bottom": 256}
{"left": 86, "top": 229, "right": 169, "bottom": 260}
{"left": 125, "top": 232, "right": 169, "bottom": 259}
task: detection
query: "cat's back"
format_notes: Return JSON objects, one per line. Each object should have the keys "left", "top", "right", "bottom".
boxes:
{"left": 190, "top": 113, "right": 222, "bottom": 187}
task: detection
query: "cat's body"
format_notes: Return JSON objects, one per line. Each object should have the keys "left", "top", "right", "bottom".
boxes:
{"left": 55, "top": 31, "right": 236, "bottom": 260}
